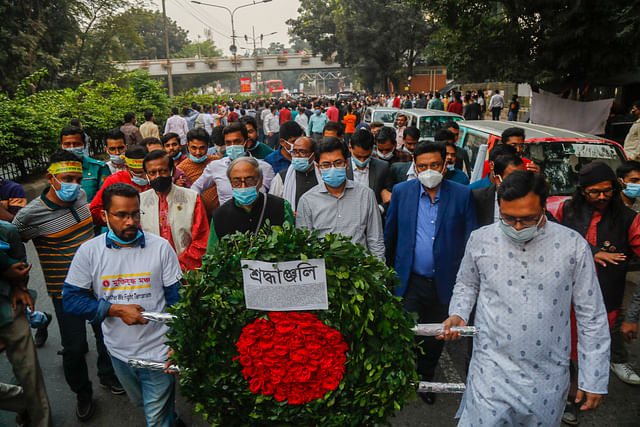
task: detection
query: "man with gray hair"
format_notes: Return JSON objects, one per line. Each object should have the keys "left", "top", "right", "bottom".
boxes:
{"left": 206, "top": 156, "right": 294, "bottom": 250}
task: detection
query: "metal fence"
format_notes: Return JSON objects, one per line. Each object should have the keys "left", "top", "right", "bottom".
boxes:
{"left": 0, "top": 154, "right": 50, "bottom": 182}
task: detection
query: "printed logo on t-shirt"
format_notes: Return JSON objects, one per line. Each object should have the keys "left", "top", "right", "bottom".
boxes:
{"left": 100, "top": 272, "right": 153, "bottom": 303}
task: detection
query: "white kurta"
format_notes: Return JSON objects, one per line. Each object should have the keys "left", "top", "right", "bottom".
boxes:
{"left": 450, "top": 221, "right": 610, "bottom": 426}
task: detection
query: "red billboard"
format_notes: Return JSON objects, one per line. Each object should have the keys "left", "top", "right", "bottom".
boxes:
{"left": 240, "top": 77, "right": 251, "bottom": 93}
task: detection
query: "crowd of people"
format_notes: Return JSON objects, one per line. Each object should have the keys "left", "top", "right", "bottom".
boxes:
{"left": 0, "top": 95, "right": 639, "bottom": 427}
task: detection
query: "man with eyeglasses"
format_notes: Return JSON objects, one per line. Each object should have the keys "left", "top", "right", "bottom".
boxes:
{"left": 90, "top": 145, "right": 150, "bottom": 226}
{"left": 13, "top": 151, "right": 123, "bottom": 421}
{"left": 384, "top": 141, "right": 476, "bottom": 405}
{"left": 264, "top": 121, "right": 304, "bottom": 174}
{"left": 296, "top": 137, "right": 384, "bottom": 259}
{"left": 207, "top": 157, "right": 293, "bottom": 249}
{"left": 63, "top": 182, "right": 184, "bottom": 426}
{"left": 440, "top": 170, "right": 610, "bottom": 426}
{"left": 555, "top": 162, "right": 640, "bottom": 422}
{"left": 139, "top": 150, "right": 209, "bottom": 271}
{"left": 482, "top": 127, "right": 540, "bottom": 177}
{"left": 192, "top": 123, "right": 275, "bottom": 213}
{"left": 269, "top": 136, "right": 321, "bottom": 213}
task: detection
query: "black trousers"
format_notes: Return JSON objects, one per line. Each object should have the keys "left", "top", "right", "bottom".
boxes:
{"left": 52, "top": 298, "right": 114, "bottom": 397}
{"left": 403, "top": 273, "right": 449, "bottom": 380}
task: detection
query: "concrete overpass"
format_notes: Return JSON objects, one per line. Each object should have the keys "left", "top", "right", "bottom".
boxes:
{"left": 116, "top": 54, "right": 344, "bottom": 76}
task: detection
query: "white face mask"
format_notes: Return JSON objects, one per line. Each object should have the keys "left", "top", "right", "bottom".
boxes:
{"left": 417, "top": 166, "right": 445, "bottom": 189}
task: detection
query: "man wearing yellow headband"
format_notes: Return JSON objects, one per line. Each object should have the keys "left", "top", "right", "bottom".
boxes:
{"left": 90, "top": 145, "right": 150, "bottom": 226}
{"left": 60, "top": 126, "right": 111, "bottom": 203}
{"left": 13, "top": 150, "right": 124, "bottom": 421}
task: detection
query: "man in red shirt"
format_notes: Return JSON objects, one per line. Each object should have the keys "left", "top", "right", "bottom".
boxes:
{"left": 482, "top": 127, "right": 540, "bottom": 177}
{"left": 279, "top": 103, "right": 292, "bottom": 124}
{"left": 90, "top": 145, "right": 150, "bottom": 225}
{"left": 447, "top": 94, "right": 463, "bottom": 115}
{"left": 392, "top": 93, "right": 402, "bottom": 108}
{"left": 227, "top": 105, "right": 239, "bottom": 123}
{"left": 326, "top": 100, "right": 339, "bottom": 122}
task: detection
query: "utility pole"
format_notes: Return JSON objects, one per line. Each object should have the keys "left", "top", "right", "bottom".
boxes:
{"left": 162, "top": 0, "right": 174, "bottom": 98}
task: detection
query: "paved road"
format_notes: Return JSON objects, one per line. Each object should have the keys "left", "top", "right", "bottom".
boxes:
{"left": 1, "top": 241, "right": 639, "bottom": 426}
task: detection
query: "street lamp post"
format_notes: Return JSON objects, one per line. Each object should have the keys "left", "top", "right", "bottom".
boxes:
{"left": 192, "top": 0, "right": 272, "bottom": 92}
{"left": 245, "top": 27, "right": 276, "bottom": 94}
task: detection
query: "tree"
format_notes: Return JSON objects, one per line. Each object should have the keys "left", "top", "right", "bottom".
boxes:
{"left": 175, "top": 40, "right": 222, "bottom": 58}
{"left": 0, "top": 0, "right": 78, "bottom": 93}
{"left": 287, "top": 0, "right": 434, "bottom": 91}
{"left": 120, "top": 8, "right": 190, "bottom": 60}
{"left": 267, "top": 42, "right": 286, "bottom": 54}
{"left": 423, "top": 0, "right": 640, "bottom": 88}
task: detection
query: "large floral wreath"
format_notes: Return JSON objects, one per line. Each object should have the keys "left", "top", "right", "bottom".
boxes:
{"left": 168, "top": 223, "right": 417, "bottom": 426}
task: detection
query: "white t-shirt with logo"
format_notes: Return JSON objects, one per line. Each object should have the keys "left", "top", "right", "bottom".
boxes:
{"left": 65, "top": 233, "right": 182, "bottom": 363}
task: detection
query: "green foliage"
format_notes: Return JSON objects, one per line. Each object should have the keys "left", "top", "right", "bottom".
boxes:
{"left": 175, "top": 40, "right": 222, "bottom": 59}
{"left": 288, "top": 0, "right": 435, "bottom": 91}
{"left": 168, "top": 223, "right": 418, "bottom": 426}
{"left": 0, "top": 71, "right": 169, "bottom": 178}
{"left": 424, "top": 0, "right": 640, "bottom": 87}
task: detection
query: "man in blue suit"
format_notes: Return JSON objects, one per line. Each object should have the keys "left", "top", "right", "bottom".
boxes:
{"left": 384, "top": 141, "right": 477, "bottom": 404}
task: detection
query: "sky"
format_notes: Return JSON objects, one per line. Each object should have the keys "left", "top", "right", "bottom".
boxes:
{"left": 155, "top": 0, "right": 301, "bottom": 56}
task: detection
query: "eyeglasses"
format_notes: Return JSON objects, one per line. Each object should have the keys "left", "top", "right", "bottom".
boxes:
{"left": 108, "top": 211, "right": 141, "bottom": 221}
{"left": 584, "top": 188, "right": 614, "bottom": 197}
{"left": 291, "top": 149, "right": 312, "bottom": 157}
{"left": 230, "top": 176, "right": 259, "bottom": 188}
{"left": 318, "top": 160, "right": 346, "bottom": 169}
{"left": 500, "top": 212, "right": 543, "bottom": 227}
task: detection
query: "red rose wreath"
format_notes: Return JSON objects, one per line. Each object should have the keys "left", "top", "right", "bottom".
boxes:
{"left": 235, "top": 312, "right": 349, "bottom": 405}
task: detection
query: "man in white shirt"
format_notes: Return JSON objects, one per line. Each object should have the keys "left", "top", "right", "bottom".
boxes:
{"left": 63, "top": 182, "right": 183, "bottom": 426}
{"left": 295, "top": 104, "right": 309, "bottom": 134}
{"left": 395, "top": 114, "right": 408, "bottom": 150}
{"left": 192, "top": 123, "right": 275, "bottom": 209}
{"left": 163, "top": 107, "right": 189, "bottom": 145}
{"left": 263, "top": 105, "right": 280, "bottom": 149}
{"left": 488, "top": 89, "right": 505, "bottom": 121}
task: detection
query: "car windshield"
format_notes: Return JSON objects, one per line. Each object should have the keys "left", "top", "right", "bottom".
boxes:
{"left": 373, "top": 111, "right": 397, "bottom": 123}
{"left": 418, "top": 116, "right": 462, "bottom": 138}
{"left": 523, "top": 141, "right": 625, "bottom": 196}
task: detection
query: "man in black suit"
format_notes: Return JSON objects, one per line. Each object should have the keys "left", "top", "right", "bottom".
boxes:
{"left": 472, "top": 154, "right": 524, "bottom": 226}
{"left": 347, "top": 129, "right": 392, "bottom": 212}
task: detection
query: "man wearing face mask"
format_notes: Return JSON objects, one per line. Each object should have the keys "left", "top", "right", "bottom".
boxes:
{"left": 207, "top": 157, "right": 293, "bottom": 250}
{"left": 384, "top": 141, "right": 476, "bottom": 404}
{"left": 62, "top": 183, "right": 184, "bottom": 426}
{"left": 443, "top": 141, "right": 470, "bottom": 185}
{"left": 555, "top": 162, "right": 640, "bottom": 420}
{"left": 346, "top": 129, "right": 392, "bottom": 212}
{"left": 373, "top": 126, "right": 412, "bottom": 165}
{"left": 269, "top": 136, "right": 321, "bottom": 212}
{"left": 139, "top": 151, "right": 209, "bottom": 271}
{"left": 104, "top": 128, "right": 128, "bottom": 175}
{"left": 264, "top": 121, "right": 304, "bottom": 174}
{"left": 240, "top": 116, "right": 274, "bottom": 160}
{"left": 161, "top": 133, "right": 187, "bottom": 166}
{"left": 440, "top": 171, "right": 610, "bottom": 426}
{"left": 192, "top": 123, "right": 275, "bottom": 210}
{"left": 617, "top": 160, "right": 640, "bottom": 212}
{"left": 389, "top": 127, "right": 429, "bottom": 185}
{"left": 307, "top": 104, "right": 329, "bottom": 138}
{"left": 296, "top": 137, "right": 385, "bottom": 259}
{"left": 90, "top": 145, "right": 150, "bottom": 226}
{"left": 469, "top": 143, "right": 520, "bottom": 190}
{"left": 13, "top": 151, "right": 123, "bottom": 421}
{"left": 60, "top": 126, "right": 111, "bottom": 203}
{"left": 472, "top": 154, "right": 524, "bottom": 226}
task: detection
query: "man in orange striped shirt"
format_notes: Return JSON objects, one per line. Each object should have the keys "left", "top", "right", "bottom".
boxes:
{"left": 13, "top": 151, "right": 123, "bottom": 421}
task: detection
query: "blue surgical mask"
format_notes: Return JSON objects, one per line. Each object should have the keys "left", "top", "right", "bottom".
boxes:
{"left": 292, "top": 156, "right": 312, "bottom": 172}
{"left": 233, "top": 186, "right": 258, "bottom": 205}
{"left": 53, "top": 176, "right": 81, "bottom": 202}
{"left": 499, "top": 214, "right": 544, "bottom": 243}
{"left": 623, "top": 182, "right": 640, "bottom": 199}
{"left": 172, "top": 152, "right": 183, "bottom": 161}
{"left": 447, "top": 164, "right": 455, "bottom": 171}
{"left": 65, "top": 147, "right": 84, "bottom": 159}
{"left": 130, "top": 174, "right": 148, "bottom": 187}
{"left": 110, "top": 154, "right": 125, "bottom": 165}
{"left": 321, "top": 166, "right": 347, "bottom": 187}
{"left": 227, "top": 144, "right": 246, "bottom": 160}
{"left": 353, "top": 156, "right": 371, "bottom": 168}
{"left": 107, "top": 229, "right": 143, "bottom": 246}
{"left": 189, "top": 153, "right": 207, "bottom": 163}
{"left": 315, "top": 110, "right": 321, "bottom": 115}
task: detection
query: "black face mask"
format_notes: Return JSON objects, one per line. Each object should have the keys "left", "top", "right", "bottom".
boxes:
{"left": 150, "top": 176, "right": 172, "bottom": 193}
